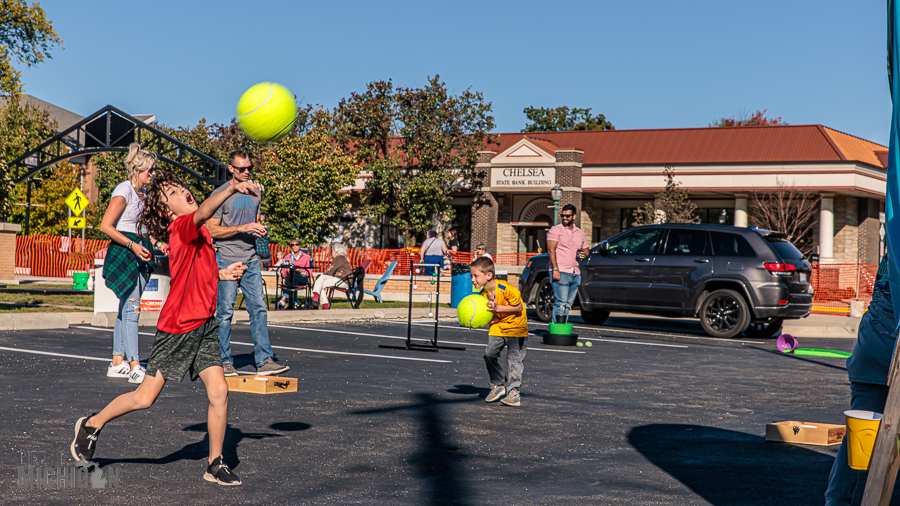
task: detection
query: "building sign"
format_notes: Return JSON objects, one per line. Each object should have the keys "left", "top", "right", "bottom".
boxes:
{"left": 490, "top": 167, "right": 556, "bottom": 190}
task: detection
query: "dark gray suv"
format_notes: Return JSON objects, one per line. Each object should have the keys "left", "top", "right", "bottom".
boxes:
{"left": 518, "top": 224, "right": 813, "bottom": 339}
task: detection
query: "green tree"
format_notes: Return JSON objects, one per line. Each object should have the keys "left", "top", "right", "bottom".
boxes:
{"left": 255, "top": 125, "right": 358, "bottom": 245}
{"left": 711, "top": 109, "right": 786, "bottom": 127}
{"left": 9, "top": 160, "right": 81, "bottom": 235}
{"left": 522, "top": 106, "right": 614, "bottom": 132}
{"left": 0, "top": 0, "right": 63, "bottom": 97}
{"left": 333, "top": 76, "right": 497, "bottom": 244}
{"left": 1, "top": 97, "right": 58, "bottom": 226}
{"left": 632, "top": 166, "right": 698, "bottom": 226}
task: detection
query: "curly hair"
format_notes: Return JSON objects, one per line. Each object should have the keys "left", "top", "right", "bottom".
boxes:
{"left": 140, "top": 170, "right": 188, "bottom": 243}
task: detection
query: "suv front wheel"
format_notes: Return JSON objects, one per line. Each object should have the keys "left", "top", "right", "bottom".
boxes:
{"left": 699, "top": 289, "right": 751, "bottom": 338}
{"left": 534, "top": 277, "right": 554, "bottom": 322}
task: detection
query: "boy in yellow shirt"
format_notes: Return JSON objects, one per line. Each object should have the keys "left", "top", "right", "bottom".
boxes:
{"left": 469, "top": 257, "right": 528, "bottom": 407}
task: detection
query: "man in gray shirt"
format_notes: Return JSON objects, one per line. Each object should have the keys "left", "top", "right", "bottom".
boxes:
{"left": 206, "top": 150, "right": 288, "bottom": 376}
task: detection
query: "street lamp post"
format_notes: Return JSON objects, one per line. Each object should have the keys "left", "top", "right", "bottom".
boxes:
{"left": 551, "top": 185, "right": 563, "bottom": 226}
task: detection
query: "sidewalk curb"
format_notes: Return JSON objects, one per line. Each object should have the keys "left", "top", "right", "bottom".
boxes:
{"left": 0, "top": 313, "right": 69, "bottom": 330}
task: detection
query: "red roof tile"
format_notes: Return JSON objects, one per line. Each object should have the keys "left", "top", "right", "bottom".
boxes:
{"left": 484, "top": 125, "right": 887, "bottom": 169}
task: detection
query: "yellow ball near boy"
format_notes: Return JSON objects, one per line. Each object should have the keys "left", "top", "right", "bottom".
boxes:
{"left": 469, "top": 257, "right": 529, "bottom": 407}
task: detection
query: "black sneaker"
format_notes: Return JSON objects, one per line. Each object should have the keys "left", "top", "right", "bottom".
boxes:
{"left": 70, "top": 414, "right": 101, "bottom": 463}
{"left": 203, "top": 455, "right": 241, "bottom": 486}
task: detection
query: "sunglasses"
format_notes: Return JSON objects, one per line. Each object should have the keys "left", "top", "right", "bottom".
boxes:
{"left": 561, "top": 214, "right": 575, "bottom": 218}
{"left": 290, "top": 243, "right": 300, "bottom": 246}
{"left": 232, "top": 165, "right": 253, "bottom": 172}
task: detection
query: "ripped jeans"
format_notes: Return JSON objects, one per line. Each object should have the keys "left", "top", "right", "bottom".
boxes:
{"left": 112, "top": 268, "right": 149, "bottom": 362}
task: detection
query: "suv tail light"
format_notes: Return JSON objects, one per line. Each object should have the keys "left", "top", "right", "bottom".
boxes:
{"left": 764, "top": 262, "right": 796, "bottom": 277}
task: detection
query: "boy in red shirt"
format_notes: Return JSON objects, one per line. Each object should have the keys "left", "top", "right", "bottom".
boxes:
{"left": 70, "top": 171, "right": 257, "bottom": 486}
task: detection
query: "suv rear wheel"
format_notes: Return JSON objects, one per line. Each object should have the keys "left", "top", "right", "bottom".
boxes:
{"left": 744, "top": 319, "right": 784, "bottom": 339}
{"left": 699, "top": 289, "right": 751, "bottom": 338}
{"left": 534, "top": 277, "right": 553, "bottom": 323}
{"left": 580, "top": 308, "right": 610, "bottom": 326}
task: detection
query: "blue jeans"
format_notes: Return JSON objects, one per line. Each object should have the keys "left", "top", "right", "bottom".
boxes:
{"left": 423, "top": 255, "right": 443, "bottom": 276}
{"left": 216, "top": 256, "right": 273, "bottom": 368}
{"left": 112, "top": 265, "right": 149, "bottom": 362}
{"left": 825, "top": 282, "right": 897, "bottom": 505}
{"left": 824, "top": 382, "right": 890, "bottom": 505}
{"left": 551, "top": 272, "right": 581, "bottom": 323}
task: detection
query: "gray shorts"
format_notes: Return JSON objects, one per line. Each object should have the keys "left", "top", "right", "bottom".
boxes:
{"left": 146, "top": 317, "right": 222, "bottom": 382}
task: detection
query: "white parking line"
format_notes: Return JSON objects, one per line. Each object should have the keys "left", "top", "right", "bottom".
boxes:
{"left": 0, "top": 345, "right": 108, "bottom": 362}
{"left": 75, "top": 326, "right": 155, "bottom": 337}
{"left": 263, "top": 324, "right": 585, "bottom": 354}
{"left": 74, "top": 324, "right": 452, "bottom": 364}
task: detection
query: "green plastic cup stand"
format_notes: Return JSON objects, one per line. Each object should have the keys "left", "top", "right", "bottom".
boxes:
{"left": 543, "top": 322, "right": 578, "bottom": 346}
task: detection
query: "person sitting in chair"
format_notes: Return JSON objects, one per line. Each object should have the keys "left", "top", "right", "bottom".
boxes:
{"left": 312, "top": 244, "right": 351, "bottom": 310}
{"left": 277, "top": 238, "right": 312, "bottom": 310}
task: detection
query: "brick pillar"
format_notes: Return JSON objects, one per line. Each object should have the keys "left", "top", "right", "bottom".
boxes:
{"left": 0, "top": 223, "right": 21, "bottom": 283}
{"left": 555, "top": 149, "right": 584, "bottom": 227}
{"left": 471, "top": 151, "right": 497, "bottom": 254}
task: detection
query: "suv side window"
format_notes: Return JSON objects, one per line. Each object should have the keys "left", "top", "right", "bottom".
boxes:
{"left": 710, "top": 231, "right": 756, "bottom": 257}
{"left": 608, "top": 228, "right": 662, "bottom": 255}
{"left": 663, "top": 229, "right": 710, "bottom": 255}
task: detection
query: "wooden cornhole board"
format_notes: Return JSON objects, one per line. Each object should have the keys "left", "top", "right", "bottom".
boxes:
{"left": 765, "top": 421, "right": 846, "bottom": 446}
{"left": 225, "top": 375, "right": 297, "bottom": 394}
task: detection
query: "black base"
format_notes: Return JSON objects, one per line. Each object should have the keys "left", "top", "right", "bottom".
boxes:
{"left": 542, "top": 332, "right": 579, "bottom": 346}
{"left": 378, "top": 342, "right": 468, "bottom": 352}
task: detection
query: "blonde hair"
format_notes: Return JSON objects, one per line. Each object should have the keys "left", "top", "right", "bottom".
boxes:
{"left": 125, "top": 142, "right": 157, "bottom": 180}
{"left": 331, "top": 244, "right": 347, "bottom": 258}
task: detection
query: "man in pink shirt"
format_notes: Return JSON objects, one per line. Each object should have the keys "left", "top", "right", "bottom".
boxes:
{"left": 546, "top": 204, "right": 590, "bottom": 323}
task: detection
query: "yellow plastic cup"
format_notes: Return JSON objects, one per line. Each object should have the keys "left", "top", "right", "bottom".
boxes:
{"left": 845, "top": 410, "right": 883, "bottom": 470}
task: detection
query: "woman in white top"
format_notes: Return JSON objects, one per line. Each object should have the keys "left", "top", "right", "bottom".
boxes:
{"left": 98, "top": 143, "right": 158, "bottom": 384}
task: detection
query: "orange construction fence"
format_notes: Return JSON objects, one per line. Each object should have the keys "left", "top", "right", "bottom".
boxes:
{"left": 809, "top": 262, "right": 878, "bottom": 316}
{"left": 16, "top": 234, "right": 110, "bottom": 278}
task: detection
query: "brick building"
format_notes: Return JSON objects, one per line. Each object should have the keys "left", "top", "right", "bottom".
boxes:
{"left": 471, "top": 125, "right": 887, "bottom": 266}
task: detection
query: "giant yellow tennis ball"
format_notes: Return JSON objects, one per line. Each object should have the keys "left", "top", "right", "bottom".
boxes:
{"left": 457, "top": 294, "right": 493, "bottom": 328}
{"left": 236, "top": 82, "right": 297, "bottom": 142}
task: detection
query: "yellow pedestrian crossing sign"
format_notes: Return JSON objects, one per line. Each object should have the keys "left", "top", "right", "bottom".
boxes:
{"left": 68, "top": 216, "right": 86, "bottom": 229}
{"left": 65, "top": 188, "right": 89, "bottom": 215}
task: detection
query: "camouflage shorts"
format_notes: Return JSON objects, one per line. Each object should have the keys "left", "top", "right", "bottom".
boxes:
{"left": 146, "top": 317, "right": 222, "bottom": 382}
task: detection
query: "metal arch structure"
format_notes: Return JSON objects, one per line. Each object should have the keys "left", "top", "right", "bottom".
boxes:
{"left": 8, "top": 104, "right": 229, "bottom": 185}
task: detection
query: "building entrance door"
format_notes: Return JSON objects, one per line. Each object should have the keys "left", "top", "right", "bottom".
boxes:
{"left": 517, "top": 226, "right": 549, "bottom": 254}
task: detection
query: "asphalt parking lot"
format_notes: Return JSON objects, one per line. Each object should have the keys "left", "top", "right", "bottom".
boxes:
{"left": 0, "top": 316, "right": 892, "bottom": 505}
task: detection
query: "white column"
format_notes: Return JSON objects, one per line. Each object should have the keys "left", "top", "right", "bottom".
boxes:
{"left": 734, "top": 194, "right": 748, "bottom": 228}
{"left": 819, "top": 194, "right": 834, "bottom": 263}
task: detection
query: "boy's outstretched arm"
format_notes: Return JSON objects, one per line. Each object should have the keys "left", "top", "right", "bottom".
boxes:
{"left": 194, "top": 182, "right": 259, "bottom": 227}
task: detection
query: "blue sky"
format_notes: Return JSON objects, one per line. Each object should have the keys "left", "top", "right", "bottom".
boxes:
{"left": 20, "top": 1, "right": 891, "bottom": 145}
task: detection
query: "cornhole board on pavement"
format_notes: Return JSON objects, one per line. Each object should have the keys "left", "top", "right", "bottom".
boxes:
{"left": 765, "top": 420, "right": 845, "bottom": 446}
{"left": 225, "top": 375, "right": 297, "bottom": 394}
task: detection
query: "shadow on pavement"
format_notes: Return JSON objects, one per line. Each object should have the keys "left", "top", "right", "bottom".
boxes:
{"left": 353, "top": 387, "right": 483, "bottom": 506}
{"left": 747, "top": 346, "right": 847, "bottom": 372}
{"left": 93, "top": 422, "right": 283, "bottom": 470}
{"left": 628, "top": 424, "right": 834, "bottom": 506}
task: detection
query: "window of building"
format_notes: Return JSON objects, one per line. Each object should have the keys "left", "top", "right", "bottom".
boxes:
{"left": 620, "top": 208, "right": 637, "bottom": 231}
{"left": 696, "top": 208, "right": 734, "bottom": 225}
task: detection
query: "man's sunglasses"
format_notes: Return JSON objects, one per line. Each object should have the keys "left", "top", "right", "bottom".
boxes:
{"left": 232, "top": 165, "right": 253, "bottom": 172}
{"left": 561, "top": 214, "right": 575, "bottom": 218}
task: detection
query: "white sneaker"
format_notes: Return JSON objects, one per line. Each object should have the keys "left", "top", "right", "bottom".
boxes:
{"left": 107, "top": 362, "right": 131, "bottom": 378}
{"left": 128, "top": 365, "right": 146, "bottom": 384}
